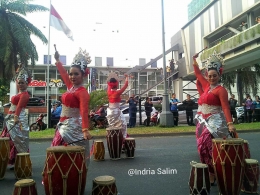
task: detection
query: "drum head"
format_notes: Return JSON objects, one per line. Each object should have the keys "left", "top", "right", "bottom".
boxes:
{"left": 106, "top": 127, "right": 121, "bottom": 131}
{"left": 17, "top": 153, "right": 30, "bottom": 156}
{"left": 244, "top": 140, "right": 249, "bottom": 144}
{"left": 245, "top": 159, "right": 258, "bottom": 164}
{"left": 46, "top": 146, "right": 85, "bottom": 152}
{"left": 0, "top": 137, "right": 9, "bottom": 141}
{"left": 125, "top": 138, "right": 135, "bottom": 141}
{"left": 192, "top": 163, "right": 208, "bottom": 168}
{"left": 94, "top": 175, "right": 115, "bottom": 185}
{"left": 15, "top": 179, "right": 35, "bottom": 187}
{"left": 212, "top": 138, "right": 244, "bottom": 144}
{"left": 95, "top": 140, "right": 104, "bottom": 143}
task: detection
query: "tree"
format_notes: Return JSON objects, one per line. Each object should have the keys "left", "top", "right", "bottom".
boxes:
{"left": 221, "top": 64, "right": 260, "bottom": 104}
{"left": 0, "top": 78, "right": 10, "bottom": 103}
{"left": 0, "top": 0, "right": 48, "bottom": 80}
{"left": 89, "top": 90, "right": 108, "bottom": 111}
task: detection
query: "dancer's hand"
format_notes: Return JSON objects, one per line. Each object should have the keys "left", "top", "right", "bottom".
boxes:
{"left": 228, "top": 124, "right": 236, "bottom": 133}
{"left": 83, "top": 131, "right": 92, "bottom": 140}
{"left": 193, "top": 53, "right": 199, "bottom": 59}
{"left": 14, "top": 115, "right": 19, "bottom": 124}
{"left": 54, "top": 51, "right": 60, "bottom": 62}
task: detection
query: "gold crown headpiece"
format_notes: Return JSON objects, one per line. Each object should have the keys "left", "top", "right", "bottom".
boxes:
{"left": 106, "top": 71, "right": 122, "bottom": 82}
{"left": 15, "top": 66, "right": 32, "bottom": 84}
{"left": 205, "top": 51, "right": 224, "bottom": 73}
{"left": 71, "top": 48, "right": 91, "bottom": 73}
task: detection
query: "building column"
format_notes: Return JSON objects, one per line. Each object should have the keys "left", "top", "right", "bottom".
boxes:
{"left": 178, "top": 78, "right": 183, "bottom": 101}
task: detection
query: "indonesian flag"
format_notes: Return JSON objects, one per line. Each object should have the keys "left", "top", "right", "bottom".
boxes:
{"left": 50, "top": 5, "right": 73, "bottom": 41}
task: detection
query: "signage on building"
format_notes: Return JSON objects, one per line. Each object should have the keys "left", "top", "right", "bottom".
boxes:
{"left": 28, "top": 80, "right": 47, "bottom": 87}
{"left": 49, "top": 79, "right": 64, "bottom": 87}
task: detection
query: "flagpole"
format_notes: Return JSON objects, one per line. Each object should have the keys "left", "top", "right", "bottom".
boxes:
{"left": 46, "top": 0, "right": 52, "bottom": 128}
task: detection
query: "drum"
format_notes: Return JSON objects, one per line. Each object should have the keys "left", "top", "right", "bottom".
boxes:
{"left": 0, "top": 137, "right": 10, "bottom": 180}
{"left": 125, "top": 138, "right": 136, "bottom": 158}
{"left": 106, "top": 128, "right": 123, "bottom": 160}
{"left": 12, "top": 179, "right": 38, "bottom": 195}
{"left": 212, "top": 138, "right": 245, "bottom": 195}
{"left": 92, "top": 175, "right": 118, "bottom": 195}
{"left": 188, "top": 161, "right": 210, "bottom": 195}
{"left": 14, "top": 153, "right": 32, "bottom": 180}
{"left": 241, "top": 159, "right": 259, "bottom": 193}
{"left": 42, "top": 146, "right": 87, "bottom": 195}
{"left": 93, "top": 140, "right": 105, "bottom": 161}
{"left": 243, "top": 140, "right": 251, "bottom": 159}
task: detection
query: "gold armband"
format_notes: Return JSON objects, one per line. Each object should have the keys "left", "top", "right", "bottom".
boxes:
{"left": 227, "top": 122, "right": 233, "bottom": 126}
{"left": 82, "top": 128, "right": 89, "bottom": 132}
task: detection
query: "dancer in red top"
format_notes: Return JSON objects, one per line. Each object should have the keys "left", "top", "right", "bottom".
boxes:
{"left": 1, "top": 66, "right": 31, "bottom": 167}
{"left": 106, "top": 72, "right": 128, "bottom": 138}
{"left": 51, "top": 48, "right": 92, "bottom": 164}
{"left": 193, "top": 51, "right": 236, "bottom": 184}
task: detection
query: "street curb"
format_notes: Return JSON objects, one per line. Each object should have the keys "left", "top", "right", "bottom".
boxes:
{"left": 29, "top": 129, "right": 260, "bottom": 142}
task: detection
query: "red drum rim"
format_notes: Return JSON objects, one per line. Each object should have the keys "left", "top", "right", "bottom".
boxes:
{"left": 46, "top": 146, "right": 85, "bottom": 152}
{"left": 17, "top": 153, "right": 30, "bottom": 156}
{"left": 125, "top": 138, "right": 135, "bottom": 141}
{"left": 212, "top": 138, "right": 244, "bottom": 144}
{"left": 15, "top": 179, "right": 35, "bottom": 187}
{"left": 94, "top": 175, "right": 115, "bottom": 185}
{"left": 0, "top": 137, "right": 9, "bottom": 141}
{"left": 245, "top": 159, "right": 259, "bottom": 164}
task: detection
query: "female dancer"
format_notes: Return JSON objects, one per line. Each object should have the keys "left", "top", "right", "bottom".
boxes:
{"left": 106, "top": 72, "right": 128, "bottom": 138}
{"left": 51, "top": 49, "right": 92, "bottom": 164}
{"left": 193, "top": 51, "right": 236, "bottom": 184}
{"left": 1, "top": 66, "right": 31, "bottom": 168}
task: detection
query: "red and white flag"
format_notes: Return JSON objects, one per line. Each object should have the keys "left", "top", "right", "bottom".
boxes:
{"left": 50, "top": 5, "right": 73, "bottom": 41}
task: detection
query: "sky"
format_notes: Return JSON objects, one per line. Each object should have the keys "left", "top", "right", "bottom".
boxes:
{"left": 27, "top": 0, "right": 191, "bottom": 67}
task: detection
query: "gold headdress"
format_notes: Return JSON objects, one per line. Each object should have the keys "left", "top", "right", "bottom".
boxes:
{"left": 106, "top": 71, "right": 122, "bottom": 82}
{"left": 205, "top": 51, "right": 224, "bottom": 74}
{"left": 71, "top": 48, "right": 91, "bottom": 74}
{"left": 15, "top": 65, "right": 32, "bottom": 84}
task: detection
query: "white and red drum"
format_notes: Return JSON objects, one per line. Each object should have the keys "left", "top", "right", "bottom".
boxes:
{"left": 42, "top": 146, "right": 87, "bottom": 195}
{"left": 243, "top": 140, "right": 251, "bottom": 159}
{"left": 106, "top": 128, "right": 123, "bottom": 160}
{"left": 14, "top": 153, "right": 32, "bottom": 180}
{"left": 241, "top": 159, "right": 259, "bottom": 193}
{"left": 93, "top": 140, "right": 105, "bottom": 161}
{"left": 212, "top": 138, "right": 245, "bottom": 195}
{"left": 188, "top": 161, "right": 210, "bottom": 195}
{"left": 12, "top": 179, "right": 38, "bottom": 195}
{"left": 125, "top": 138, "right": 136, "bottom": 158}
{"left": 0, "top": 137, "right": 10, "bottom": 180}
{"left": 92, "top": 175, "right": 118, "bottom": 195}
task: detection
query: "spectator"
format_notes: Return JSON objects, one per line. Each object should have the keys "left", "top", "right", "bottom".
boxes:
{"left": 182, "top": 94, "right": 195, "bottom": 126}
{"left": 170, "top": 59, "right": 175, "bottom": 74}
{"left": 94, "top": 105, "right": 106, "bottom": 128}
{"left": 51, "top": 101, "right": 62, "bottom": 127}
{"left": 170, "top": 93, "right": 181, "bottom": 126}
{"left": 126, "top": 94, "right": 138, "bottom": 128}
{"left": 242, "top": 94, "right": 253, "bottom": 123}
{"left": 144, "top": 97, "right": 153, "bottom": 126}
{"left": 228, "top": 94, "right": 238, "bottom": 124}
{"left": 239, "top": 21, "right": 247, "bottom": 31}
{"left": 253, "top": 95, "right": 260, "bottom": 122}
{"left": 166, "top": 66, "right": 171, "bottom": 77}
{"left": 256, "top": 16, "right": 260, "bottom": 24}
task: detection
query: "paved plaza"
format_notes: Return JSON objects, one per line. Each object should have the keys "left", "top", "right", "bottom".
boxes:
{"left": 0, "top": 132, "right": 259, "bottom": 195}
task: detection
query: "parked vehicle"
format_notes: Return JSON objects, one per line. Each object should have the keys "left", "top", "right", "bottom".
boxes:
{"left": 144, "top": 111, "right": 160, "bottom": 126}
{"left": 90, "top": 113, "right": 108, "bottom": 128}
{"left": 3, "top": 97, "right": 45, "bottom": 107}
{"left": 30, "top": 114, "right": 47, "bottom": 131}
{"left": 121, "top": 106, "right": 158, "bottom": 125}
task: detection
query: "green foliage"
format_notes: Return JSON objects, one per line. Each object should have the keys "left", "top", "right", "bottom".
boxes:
{"left": 89, "top": 90, "right": 108, "bottom": 111}
{"left": 0, "top": 0, "right": 48, "bottom": 81}
{"left": 0, "top": 78, "right": 10, "bottom": 101}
